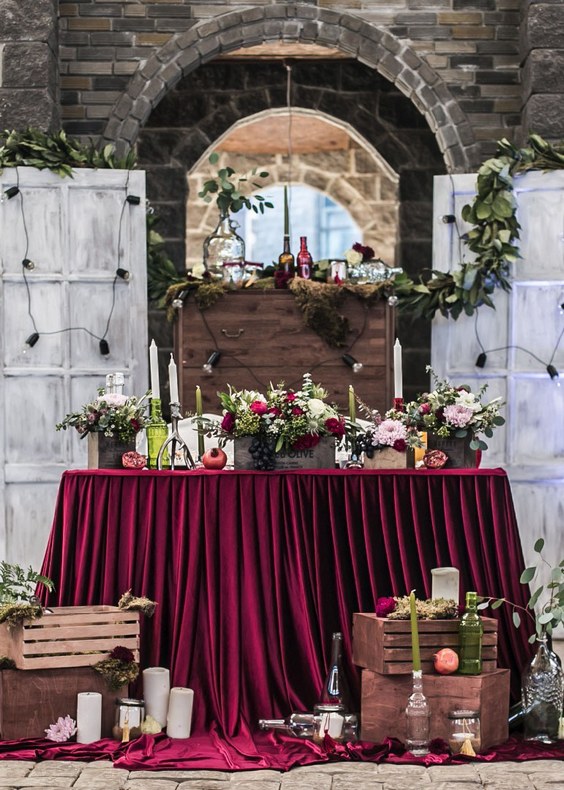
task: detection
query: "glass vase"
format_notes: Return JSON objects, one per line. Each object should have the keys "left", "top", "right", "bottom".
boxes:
{"left": 521, "top": 634, "right": 563, "bottom": 743}
{"left": 203, "top": 211, "right": 245, "bottom": 281}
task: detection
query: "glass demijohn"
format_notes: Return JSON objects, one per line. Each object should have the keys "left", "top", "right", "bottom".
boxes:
{"left": 203, "top": 212, "right": 245, "bottom": 280}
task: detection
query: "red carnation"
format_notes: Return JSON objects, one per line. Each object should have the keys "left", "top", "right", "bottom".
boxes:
{"left": 221, "top": 412, "right": 235, "bottom": 432}
{"left": 375, "top": 597, "right": 396, "bottom": 617}
{"left": 325, "top": 417, "right": 346, "bottom": 438}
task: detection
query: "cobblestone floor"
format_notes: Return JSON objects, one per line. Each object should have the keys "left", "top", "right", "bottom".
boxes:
{"left": 0, "top": 760, "right": 562, "bottom": 790}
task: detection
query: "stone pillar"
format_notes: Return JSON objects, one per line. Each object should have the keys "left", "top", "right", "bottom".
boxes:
{"left": 521, "top": 0, "right": 564, "bottom": 141}
{"left": 0, "top": 0, "right": 59, "bottom": 131}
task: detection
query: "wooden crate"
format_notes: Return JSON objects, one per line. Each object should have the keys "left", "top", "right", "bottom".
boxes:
{"left": 0, "top": 605, "right": 140, "bottom": 670}
{"left": 0, "top": 667, "right": 125, "bottom": 739}
{"left": 234, "top": 436, "right": 336, "bottom": 470}
{"left": 352, "top": 613, "right": 498, "bottom": 675}
{"left": 360, "top": 667, "right": 510, "bottom": 750}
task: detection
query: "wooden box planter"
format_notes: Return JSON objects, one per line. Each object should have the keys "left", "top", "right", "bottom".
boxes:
{"left": 0, "top": 667, "right": 126, "bottom": 740}
{"left": 0, "top": 605, "right": 140, "bottom": 670}
{"left": 360, "top": 667, "right": 510, "bottom": 749}
{"left": 363, "top": 448, "right": 408, "bottom": 469}
{"left": 426, "top": 434, "right": 478, "bottom": 469}
{"left": 234, "top": 437, "right": 336, "bottom": 471}
{"left": 352, "top": 613, "right": 498, "bottom": 675}
{"left": 87, "top": 434, "right": 136, "bottom": 469}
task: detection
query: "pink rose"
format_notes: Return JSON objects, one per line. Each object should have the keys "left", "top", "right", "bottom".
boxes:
{"left": 250, "top": 400, "right": 267, "bottom": 415}
{"left": 419, "top": 403, "right": 431, "bottom": 415}
{"left": 375, "top": 597, "right": 396, "bottom": 617}
{"left": 221, "top": 412, "right": 235, "bottom": 432}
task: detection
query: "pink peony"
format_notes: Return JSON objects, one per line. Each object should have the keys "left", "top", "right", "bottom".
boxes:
{"left": 325, "top": 417, "right": 346, "bottom": 438}
{"left": 45, "top": 715, "right": 77, "bottom": 743}
{"left": 375, "top": 597, "right": 396, "bottom": 617}
{"left": 221, "top": 412, "right": 235, "bottom": 432}
{"left": 250, "top": 400, "right": 268, "bottom": 415}
{"left": 443, "top": 404, "right": 473, "bottom": 429}
{"left": 373, "top": 419, "right": 407, "bottom": 448}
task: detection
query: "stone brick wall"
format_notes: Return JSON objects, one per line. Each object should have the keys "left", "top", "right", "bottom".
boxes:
{"left": 0, "top": 0, "right": 59, "bottom": 130}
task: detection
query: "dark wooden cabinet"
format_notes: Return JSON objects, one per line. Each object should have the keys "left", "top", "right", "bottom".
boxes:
{"left": 174, "top": 289, "right": 394, "bottom": 414}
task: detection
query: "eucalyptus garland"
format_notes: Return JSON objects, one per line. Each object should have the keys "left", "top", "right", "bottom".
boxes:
{"left": 398, "top": 134, "right": 564, "bottom": 320}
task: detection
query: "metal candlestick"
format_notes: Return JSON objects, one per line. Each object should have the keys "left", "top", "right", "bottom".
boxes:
{"left": 157, "top": 402, "right": 195, "bottom": 470}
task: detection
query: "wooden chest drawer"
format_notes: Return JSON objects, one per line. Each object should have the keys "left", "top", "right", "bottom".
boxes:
{"left": 174, "top": 289, "right": 394, "bottom": 413}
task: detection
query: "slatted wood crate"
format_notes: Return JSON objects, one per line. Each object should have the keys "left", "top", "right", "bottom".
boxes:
{"left": 0, "top": 667, "right": 126, "bottom": 739}
{"left": 360, "top": 667, "right": 510, "bottom": 749}
{"left": 0, "top": 605, "right": 140, "bottom": 670}
{"left": 352, "top": 613, "right": 498, "bottom": 674}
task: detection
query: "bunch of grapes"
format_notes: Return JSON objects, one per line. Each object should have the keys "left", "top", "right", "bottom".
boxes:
{"left": 354, "top": 432, "right": 375, "bottom": 459}
{"left": 248, "top": 438, "right": 276, "bottom": 470}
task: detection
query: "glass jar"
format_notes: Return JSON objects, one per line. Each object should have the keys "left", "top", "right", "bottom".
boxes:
{"left": 203, "top": 212, "right": 245, "bottom": 281}
{"left": 448, "top": 709, "right": 481, "bottom": 754}
{"left": 112, "top": 698, "right": 145, "bottom": 741}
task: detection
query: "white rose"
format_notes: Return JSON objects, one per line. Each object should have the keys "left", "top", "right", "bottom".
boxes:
{"left": 345, "top": 249, "right": 363, "bottom": 266}
{"left": 454, "top": 391, "right": 481, "bottom": 412}
{"left": 307, "top": 398, "right": 327, "bottom": 418}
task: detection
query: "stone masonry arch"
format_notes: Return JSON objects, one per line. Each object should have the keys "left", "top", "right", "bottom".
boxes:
{"left": 103, "top": 4, "right": 476, "bottom": 174}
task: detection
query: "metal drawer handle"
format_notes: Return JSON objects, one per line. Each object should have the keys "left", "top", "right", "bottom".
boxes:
{"left": 221, "top": 328, "right": 245, "bottom": 339}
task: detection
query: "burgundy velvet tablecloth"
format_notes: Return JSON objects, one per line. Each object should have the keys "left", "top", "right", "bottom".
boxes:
{"left": 40, "top": 468, "right": 533, "bottom": 746}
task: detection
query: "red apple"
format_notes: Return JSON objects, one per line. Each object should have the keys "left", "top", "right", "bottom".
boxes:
{"left": 201, "top": 447, "right": 228, "bottom": 470}
{"left": 433, "top": 647, "right": 459, "bottom": 675}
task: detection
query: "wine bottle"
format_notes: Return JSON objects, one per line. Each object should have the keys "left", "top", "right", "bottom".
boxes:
{"left": 258, "top": 713, "right": 314, "bottom": 738}
{"left": 405, "top": 669, "right": 430, "bottom": 755}
{"left": 314, "top": 632, "right": 351, "bottom": 742}
{"left": 278, "top": 234, "right": 295, "bottom": 275}
{"left": 458, "top": 591, "right": 483, "bottom": 675}
{"left": 296, "top": 236, "right": 312, "bottom": 279}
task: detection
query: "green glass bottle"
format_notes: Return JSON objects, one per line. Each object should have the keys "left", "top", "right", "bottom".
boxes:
{"left": 146, "top": 398, "right": 169, "bottom": 469}
{"left": 458, "top": 591, "right": 483, "bottom": 675}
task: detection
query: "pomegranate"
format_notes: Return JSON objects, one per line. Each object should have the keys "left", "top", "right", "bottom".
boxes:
{"left": 423, "top": 449, "right": 448, "bottom": 469}
{"left": 201, "top": 447, "right": 228, "bottom": 470}
{"left": 433, "top": 647, "right": 459, "bottom": 675}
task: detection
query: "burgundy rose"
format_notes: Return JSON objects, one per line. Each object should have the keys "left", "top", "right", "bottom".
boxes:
{"left": 352, "top": 242, "right": 375, "bottom": 261}
{"left": 291, "top": 406, "right": 304, "bottom": 416}
{"left": 292, "top": 433, "right": 321, "bottom": 450}
{"left": 393, "top": 438, "right": 407, "bottom": 452}
{"left": 325, "top": 417, "right": 346, "bottom": 438}
{"left": 286, "top": 393, "right": 296, "bottom": 402}
{"left": 274, "top": 270, "right": 293, "bottom": 289}
{"left": 435, "top": 407, "right": 445, "bottom": 423}
{"left": 418, "top": 403, "right": 431, "bottom": 415}
{"left": 110, "top": 645, "right": 135, "bottom": 663}
{"left": 130, "top": 418, "right": 141, "bottom": 432}
{"left": 267, "top": 407, "right": 282, "bottom": 417}
{"left": 221, "top": 412, "right": 235, "bottom": 432}
{"left": 375, "top": 597, "right": 396, "bottom": 617}
{"left": 250, "top": 400, "right": 267, "bottom": 415}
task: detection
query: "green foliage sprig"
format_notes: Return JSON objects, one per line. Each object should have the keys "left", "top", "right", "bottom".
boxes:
{"left": 398, "top": 134, "right": 564, "bottom": 320}
{"left": 0, "top": 128, "right": 136, "bottom": 176}
{"left": 0, "top": 561, "right": 54, "bottom": 604}
{"left": 478, "top": 538, "right": 564, "bottom": 643}
{"left": 198, "top": 152, "right": 274, "bottom": 215}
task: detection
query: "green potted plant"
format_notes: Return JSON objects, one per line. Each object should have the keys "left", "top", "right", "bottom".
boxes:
{"left": 0, "top": 561, "right": 54, "bottom": 627}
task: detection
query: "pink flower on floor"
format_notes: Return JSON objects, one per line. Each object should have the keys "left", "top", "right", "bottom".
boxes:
{"left": 44, "top": 715, "right": 77, "bottom": 742}
{"left": 443, "top": 404, "right": 474, "bottom": 429}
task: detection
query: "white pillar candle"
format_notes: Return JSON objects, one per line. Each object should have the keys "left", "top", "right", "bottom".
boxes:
{"left": 143, "top": 667, "right": 170, "bottom": 728}
{"left": 168, "top": 354, "right": 179, "bottom": 404}
{"left": 431, "top": 567, "right": 460, "bottom": 602}
{"left": 76, "top": 692, "right": 102, "bottom": 743}
{"left": 393, "top": 338, "right": 403, "bottom": 399}
{"left": 166, "top": 687, "right": 194, "bottom": 739}
{"left": 149, "top": 339, "right": 160, "bottom": 400}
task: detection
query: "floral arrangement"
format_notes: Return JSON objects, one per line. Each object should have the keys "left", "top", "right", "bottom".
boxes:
{"left": 93, "top": 645, "right": 139, "bottom": 691}
{"left": 344, "top": 242, "right": 375, "bottom": 267}
{"left": 45, "top": 715, "right": 77, "bottom": 742}
{"left": 376, "top": 596, "right": 459, "bottom": 620}
{"left": 403, "top": 367, "right": 505, "bottom": 451}
{"left": 56, "top": 389, "right": 148, "bottom": 443}
{"left": 353, "top": 400, "right": 422, "bottom": 459}
{"left": 204, "top": 373, "right": 346, "bottom": 455}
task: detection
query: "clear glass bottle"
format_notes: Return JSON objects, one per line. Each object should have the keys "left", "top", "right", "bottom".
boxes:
{"left": 521, "top": 634, "right": 563, "bottom": 743}
{"left": 459, "top": 591, "right": 483, "bottom": 675}
{"left": 296, "top": 236, "right": 312, "bottom": 279}
{"left": 448, "top": 709, "right": 481, "bottom": 754}
{"left": 146, "top": 398, "right": 169, "bottom": 469}
{"left": 405, "top": 669, "right": 430, "bottom": 755}
{"left": 258, "top": 713, "right": 314, "bottom": 738}
{"left": 278, "top": 234, "right": 295, "bottom": 275}
{"left": 313, "top": 632, "right": 352, "bottom": 742}
{"left": 203, "top": 211, "right": 245, "bottom": 281}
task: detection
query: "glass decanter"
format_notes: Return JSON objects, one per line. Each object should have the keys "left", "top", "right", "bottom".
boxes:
{"left": 203, "top": 211, "right": 245, "bottom": 281}
{"left": 521, "top": 633, "right": 563, "bottom": 743}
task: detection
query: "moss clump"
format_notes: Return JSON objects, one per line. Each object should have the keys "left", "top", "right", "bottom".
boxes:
{"left": 0, "top": 603, "right": 43, "bottom": 627}
{"left": 118, "top": 589, "right": 157, "bottom": 618}
{"left": 387, "top": 596, "right": 459, "bottom": 620}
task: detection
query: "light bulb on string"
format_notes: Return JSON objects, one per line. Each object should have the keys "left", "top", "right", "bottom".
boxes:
{"left": 22, "top": 332, "right": 39, "bottom": 353}
{"left": 342, "top": 354, "right": 363, "bottom": 374}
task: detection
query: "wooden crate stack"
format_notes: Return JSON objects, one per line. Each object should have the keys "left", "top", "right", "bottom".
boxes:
{"left": 0, "top": 605, "right": 140, "bottom": 739}
{"left": 352, "top": 613, "right": 510, "bottom": 750}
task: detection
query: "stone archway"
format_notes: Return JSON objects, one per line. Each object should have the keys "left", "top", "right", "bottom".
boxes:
{"left": 103, "top": 5, "right": 476, "bottom": 174}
